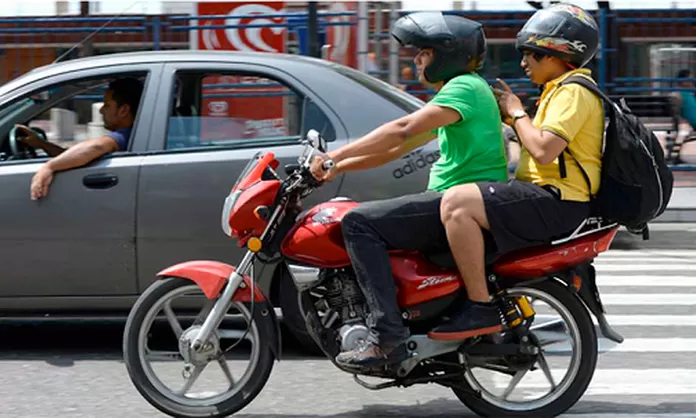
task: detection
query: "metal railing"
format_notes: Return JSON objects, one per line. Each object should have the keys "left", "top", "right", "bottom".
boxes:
{"left": 380, "top": 8, "right": 696, "bottom": 98}
{"left": 0, "top": 6, "right": 694, "bottom": 168}
{"left": 0, "top": 9, "right": 694, "bottom": 97}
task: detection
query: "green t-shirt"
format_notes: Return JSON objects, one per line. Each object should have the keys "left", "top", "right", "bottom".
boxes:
{"left": 426, "top": 73, "right": 509, "bottom": 192}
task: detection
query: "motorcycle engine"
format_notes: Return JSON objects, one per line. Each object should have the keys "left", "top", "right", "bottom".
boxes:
{"left": 323, "top": 270, "right": 369, "bottom": 351}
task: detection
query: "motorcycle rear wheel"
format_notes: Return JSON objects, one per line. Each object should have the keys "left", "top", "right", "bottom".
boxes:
{"left": 453, "top": 279, "right": 598, "bottom": 417}
{"left": 123, "top": 277, "right": 275, "bottom": 418}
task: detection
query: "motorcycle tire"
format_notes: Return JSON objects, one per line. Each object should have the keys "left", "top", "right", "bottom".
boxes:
{"left": 123, "top": 277, "right": 275, "bottom": 418}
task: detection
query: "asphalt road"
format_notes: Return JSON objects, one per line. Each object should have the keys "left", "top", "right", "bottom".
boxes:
{"left": 1, "top": 243, "right": 695, "bottom": 418}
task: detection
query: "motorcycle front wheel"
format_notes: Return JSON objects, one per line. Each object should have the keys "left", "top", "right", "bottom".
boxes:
{"left": 123, "top": 277, "right": 275, "bottom": 418}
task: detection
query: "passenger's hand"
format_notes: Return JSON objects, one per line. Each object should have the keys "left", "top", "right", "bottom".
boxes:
{"left": 309, "top": 154, "right": 337, "bottom": 182}
{"left": 30, "top": 166, "right": 54, "bottom": 200}
{"left": 492, "top": 79, "right": 524, "bottom": 125}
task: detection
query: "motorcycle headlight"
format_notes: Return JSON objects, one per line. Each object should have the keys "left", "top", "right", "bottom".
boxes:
{"left": 221, "top": 190, "right": 242, "bottom": 236}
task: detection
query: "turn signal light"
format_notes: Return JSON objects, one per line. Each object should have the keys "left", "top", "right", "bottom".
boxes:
{"left": 248, "top": 237, "right": 262, "bottom": 253}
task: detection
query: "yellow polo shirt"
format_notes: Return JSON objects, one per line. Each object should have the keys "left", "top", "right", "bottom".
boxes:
{"left": 515, "top": 69, "right": 604, "bottom": 202}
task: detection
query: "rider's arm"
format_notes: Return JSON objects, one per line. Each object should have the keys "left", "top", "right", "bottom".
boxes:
{"left": 44, "top": 137, "right": 120, "bottom": 173}
{"left": 327, "top": 103, "right": 459, "bottom": 164}
{"left": 333, "top": 131, "right": 435, "bottom": 173}
{"left": 513, "top": 85, "right": 593, "bottom": 165}
{"left": 512, "top": 119, "right": 567, "bottom": 165}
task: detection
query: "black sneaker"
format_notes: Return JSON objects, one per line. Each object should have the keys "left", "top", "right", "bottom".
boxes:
{"left": 335, "top": 340, "right": 409, "bottom": 368}
{"left": 428, "top": 302, "right": 503, "bottom": 341}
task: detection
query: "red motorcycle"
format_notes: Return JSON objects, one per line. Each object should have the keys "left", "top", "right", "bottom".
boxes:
{"left": 123, "top": 130, "right": 624, "bottom": 417}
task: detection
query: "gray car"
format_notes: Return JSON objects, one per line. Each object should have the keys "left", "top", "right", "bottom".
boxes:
{"left": 0, "top": 50, "right": 441, "bottom": 351}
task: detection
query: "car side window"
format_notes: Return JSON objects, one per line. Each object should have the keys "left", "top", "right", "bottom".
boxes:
{"left": 0, "top": 72, "right": 149, "bottom": 164}
{"left": 165, "top": 71, "right": 335, "bottom": 151}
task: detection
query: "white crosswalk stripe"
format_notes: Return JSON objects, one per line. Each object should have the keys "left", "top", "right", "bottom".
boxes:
{"left": 557, "top": 247, "right": 696, "bottom": 416}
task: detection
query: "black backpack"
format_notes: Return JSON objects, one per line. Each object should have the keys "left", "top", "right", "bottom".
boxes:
{"left": 557, "top": 75, "right": 674, "bottom": 239}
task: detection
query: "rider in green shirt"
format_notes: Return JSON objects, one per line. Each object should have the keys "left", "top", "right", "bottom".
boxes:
{"left": 309, "top": 11, "right": 508, "bottom": 368}
{"left": 428, "top": 72, "right": 509, "bottom": 191}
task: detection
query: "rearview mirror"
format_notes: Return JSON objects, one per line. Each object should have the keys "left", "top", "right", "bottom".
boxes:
{"left": 305, "top": 129, "right": 327, "bottom": 153}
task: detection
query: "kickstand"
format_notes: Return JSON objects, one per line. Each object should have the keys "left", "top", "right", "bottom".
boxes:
{"left": 353, "top": 374, "right": 398, "bottom": 391}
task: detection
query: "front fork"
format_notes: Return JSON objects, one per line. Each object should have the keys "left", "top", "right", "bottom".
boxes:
{"left": 190, "top": 198, "right": 287, "bottom": 352}
{"left": 190, "top": 250, "right": 256, "bottom": 352}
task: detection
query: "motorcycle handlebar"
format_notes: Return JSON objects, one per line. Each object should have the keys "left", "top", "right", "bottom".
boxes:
{"left": 282, "top": 130, "right": 333, "bottom": 191}
{"left": 321, "top": 159, "right": 335, "bottom": 171}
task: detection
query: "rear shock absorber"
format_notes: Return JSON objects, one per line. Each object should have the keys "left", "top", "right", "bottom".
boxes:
{"left": 515, "top": 296, "right": 536, "bottom": 321}
{"left": 497, "top": 292, "right": 522, "bottom": 329}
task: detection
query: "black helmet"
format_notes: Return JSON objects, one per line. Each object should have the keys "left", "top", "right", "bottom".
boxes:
{"left": 391, "top": 11, "right": 487, "bottom": 83}
{"left": 515, "top": 3, "right": 599, "bottom": 68}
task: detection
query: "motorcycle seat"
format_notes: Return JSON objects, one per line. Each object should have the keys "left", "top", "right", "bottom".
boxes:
{"left": 425, "top": 217, "right": 617, "bottom": 270}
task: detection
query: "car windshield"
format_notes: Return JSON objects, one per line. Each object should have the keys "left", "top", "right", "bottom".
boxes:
{"left": 0, "top": 97, "right": 36, "bottom": 122}
{"left": 328, "top": 64, "right": 425, "bottom": 113}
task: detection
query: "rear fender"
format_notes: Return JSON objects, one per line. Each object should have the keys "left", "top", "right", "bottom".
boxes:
{"left": 156, "top": 260, "right": 265, "bottom": 302}
{"left": 570, "top": 263, "right": 624, "bottom": 344}
{"left": 157, "top": 260, "right": 281, "bottom": 359}
{"left": 504, "top": 263, "right": 624, "bottom": 344}
{"left": 519, "top": 264, "right": 625, "bottom": 344}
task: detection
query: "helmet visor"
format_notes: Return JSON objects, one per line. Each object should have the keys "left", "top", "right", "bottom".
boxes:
{"left": 520, "top": 10, "right": 567, "bottom": 35}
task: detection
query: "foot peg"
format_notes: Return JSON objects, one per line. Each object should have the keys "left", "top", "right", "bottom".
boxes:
{"left": 353, "top": 374, "right": 399, "bottom": 391}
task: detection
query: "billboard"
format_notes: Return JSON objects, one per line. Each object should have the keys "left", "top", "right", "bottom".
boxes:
{"left": 324, "top": 1, "right": 358, "bottom": 69}
{"left": 193, "top": 2, "right": 289, "bottom": 141}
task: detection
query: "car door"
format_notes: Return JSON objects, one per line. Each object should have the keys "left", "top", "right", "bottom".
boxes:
{"left": 0, "top": 64, "right": 161, "bottom": 302}
{"left": 319, "top": 66, "right": 441, "bottom": 203}
{"left": 135, "top": 62, "right": 346, "bottom": 292}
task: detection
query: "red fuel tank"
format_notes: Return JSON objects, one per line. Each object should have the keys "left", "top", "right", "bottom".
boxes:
{"left": 281, "top": 199, "right": 359, "bottom": 268}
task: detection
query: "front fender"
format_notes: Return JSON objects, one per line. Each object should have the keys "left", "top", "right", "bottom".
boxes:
{"left": 157, "top": 260, "right": 282, "bottom": 359}
{"left": 157, "top": 260, "right": 265, "bottom": 302}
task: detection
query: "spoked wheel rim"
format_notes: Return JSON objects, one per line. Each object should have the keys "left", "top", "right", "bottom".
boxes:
{"left": 463, "top": 286, "right": 583, "bottom": 412}
{"left": 137, "top": 284, "right": 261, "bottom": 407}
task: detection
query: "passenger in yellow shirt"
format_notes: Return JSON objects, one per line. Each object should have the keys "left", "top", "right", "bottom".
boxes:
{"left": 428, "top": 4, "right": 605, "bottom": 340}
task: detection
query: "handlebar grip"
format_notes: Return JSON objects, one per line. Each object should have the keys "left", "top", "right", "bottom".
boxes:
{"left": 322, "top": 160, "right": 335, "bottom": 171}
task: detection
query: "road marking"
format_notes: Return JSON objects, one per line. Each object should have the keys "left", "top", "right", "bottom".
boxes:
{"left": 601, "top": 315, "right": 696, "bottom": 326}
{"left": 595, "top": 264, "right": 696, "bottom": 272}
{"left": 595, "top": 275, "right": 696, "bottom": 286}
{"left": 592, "top": 294, "right": 696, "bottom": 305}
{"left": 491, "top": 369, "right": 696, "bottom": 395}
{"left": 540, "top": 338, "right": 696, "bottom": 353}
{"left": 596, "top": 256, "right": 696, "bottom": 263}
{"left": 566, "top": 415, "right": 696, "bottom": 418}
{"left": 602, "top": 250, "right": 696, "bottom": 256}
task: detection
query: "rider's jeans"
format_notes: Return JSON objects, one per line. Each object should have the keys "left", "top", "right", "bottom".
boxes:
{"left": 341, "top": 191, "right": 448, "bottom": 349}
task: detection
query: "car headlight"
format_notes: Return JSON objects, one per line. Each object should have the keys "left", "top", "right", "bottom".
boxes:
{"left": 221, "top": 190, "right": 242, "bottom": 236}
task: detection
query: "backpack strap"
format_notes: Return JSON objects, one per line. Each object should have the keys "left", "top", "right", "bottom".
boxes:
{"left": 558, "top": 150, "right": 594, "bottom": 201}
{"left": 560, "top": 75, "right": 615, "bottom": 108}
{"left": 555, "top": 75, "right": 611, "bottom": 202}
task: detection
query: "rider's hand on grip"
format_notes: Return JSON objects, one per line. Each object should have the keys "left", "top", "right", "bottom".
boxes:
{"left": 309, "top": 154, "right": 337, "bottom": 183}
